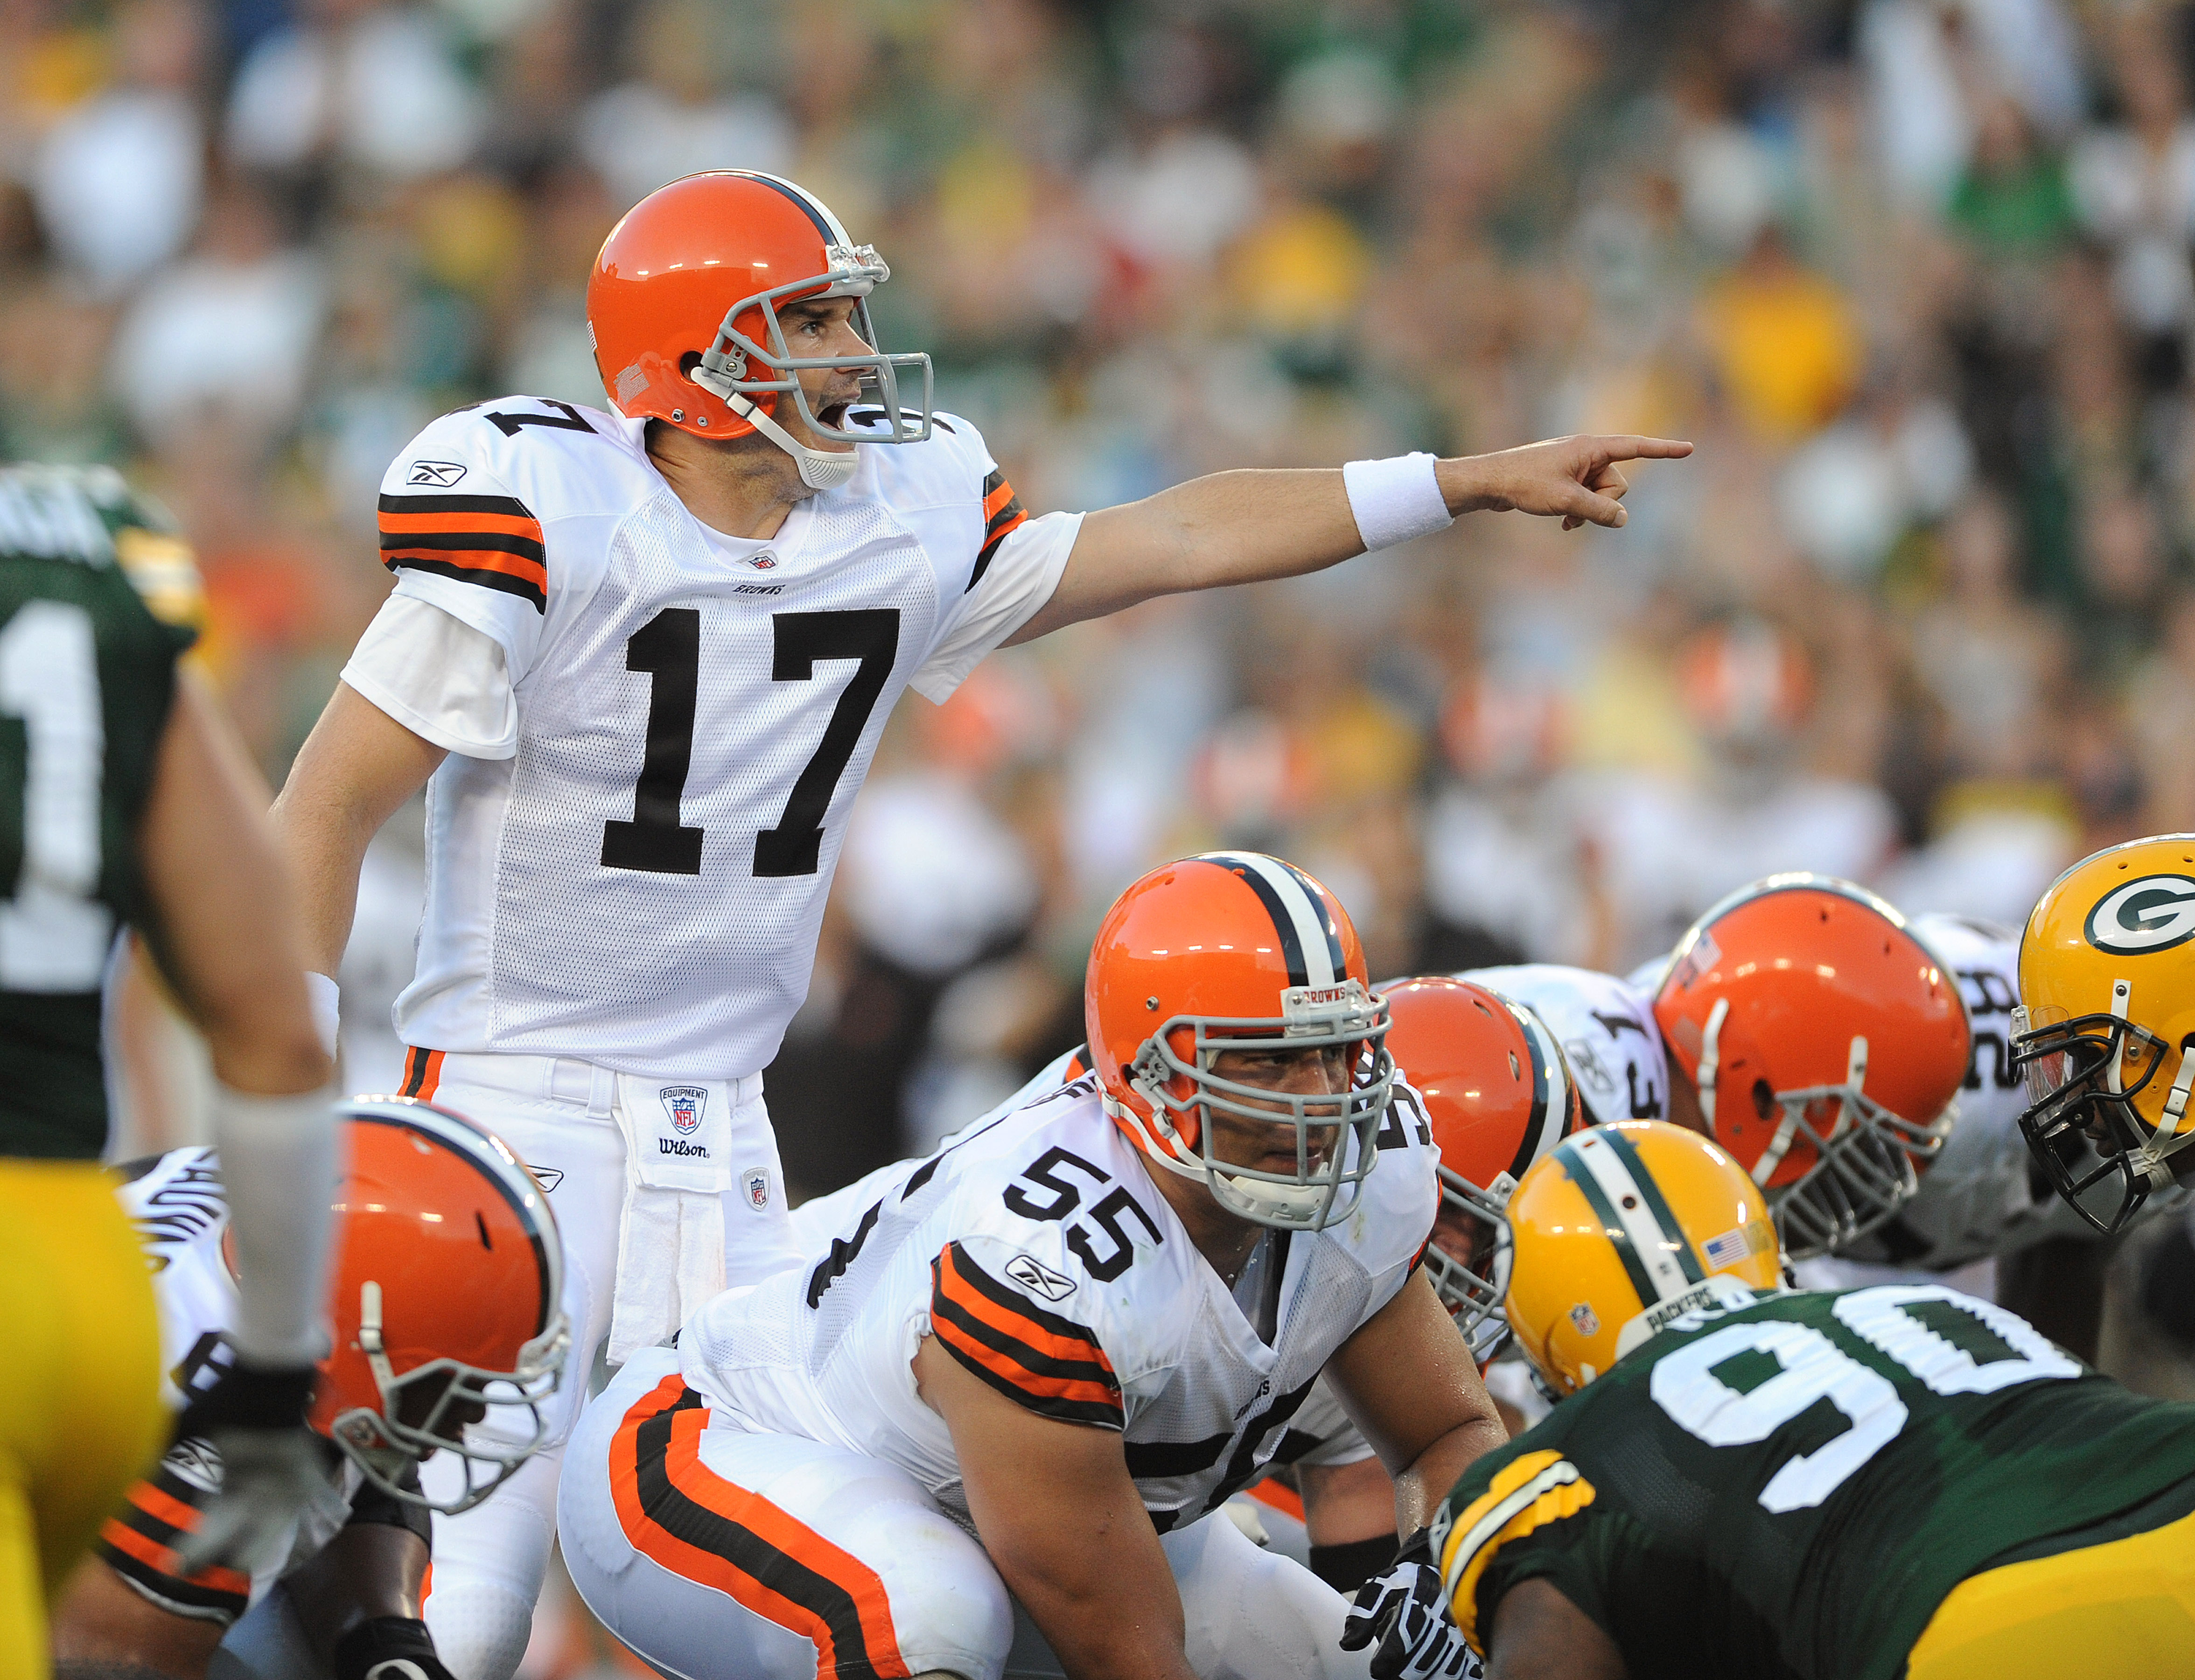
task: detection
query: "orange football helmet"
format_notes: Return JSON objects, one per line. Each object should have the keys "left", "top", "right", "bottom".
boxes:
{"left": 587, "top": 170, "right": 932, "bottom": 486}
{"left": 1380, "top": 975, "right": 1581, "bottom": 1359}
{"left": 1087, "top": 852, "right": 1394, "bottom": 1230}
{"left": 1653, "top": 875, "right": 1970, "bottom": 1258}
{"left": 313, "top": 1098, "right": 568, "bottom": 1514}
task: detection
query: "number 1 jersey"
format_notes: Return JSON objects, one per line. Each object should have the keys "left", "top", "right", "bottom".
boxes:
{"left": 362, "top": 399, "right": 1078, "bottom": 1079}
{"left": 1436, "top": 1285, "right": 2195, "bottom": 1680}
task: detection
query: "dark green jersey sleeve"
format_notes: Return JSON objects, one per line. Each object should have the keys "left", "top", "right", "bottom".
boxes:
{"left": 0, "top": 466, "right": 201, "bottom": 1160}
{"left": 1437, "top": 1287, "right": 2195, "bottom": 1680}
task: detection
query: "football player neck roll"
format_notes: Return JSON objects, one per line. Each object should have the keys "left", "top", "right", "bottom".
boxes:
{"left": 2013, "top": 834, "right": 2195, "bottom": 1235}
{"left": 588, "top": 169, "right": 933, "bottom": 491}
{"left": 1435, "top": 1120, "right": 2195, "bottom": 1680}
{"left": 1379, "top": 975, "right": 1581, "bottom": 1363}
{"left": 54, "top": 1097, "right": 566, "bottom": 1680}
{"left": 1651, "top": 874, "right": 1971, "bottom": 1259}
{"left": 554, "top": 852, "right": 1505, "bottom": 1680}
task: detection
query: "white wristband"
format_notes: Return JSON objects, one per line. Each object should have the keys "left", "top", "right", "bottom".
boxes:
{"left": 305, "top": 971, "right": 341, "bottom": 1058}
{"left": 1342, "top": 453, "right": 1454, "bottom": 553}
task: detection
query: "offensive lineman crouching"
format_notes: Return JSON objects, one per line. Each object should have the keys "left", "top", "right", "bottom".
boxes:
{"left": 559, "top": 852, "right": 1507, "bottom": 1680}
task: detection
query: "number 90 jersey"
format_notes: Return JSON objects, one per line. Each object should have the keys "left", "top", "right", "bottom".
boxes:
{"left": 678, "top": 1074, "right": 1437, "bottom": 1531}
{"left": 1436, "top": 1285, "right": 2195, "bottom": 1680}
{"left": 371, "top": 399, "right": 1077, "bottom": 1078}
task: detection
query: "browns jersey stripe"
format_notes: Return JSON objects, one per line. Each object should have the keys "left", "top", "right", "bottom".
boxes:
{"left": 929, "top": 1243, "right": 1122, "bottom": 1427}
{"left": 608, "top": 1374, "right": 912, "bottom": 1680}
{"left": 400, "top": 1046, "right": 445, "bottom": 1099}
{"left": 96, "top": 1469, "right": 254, "bottom": 1617}
{"left": 377, "top": 491, "right": 548, "bottom": 612}
{"left": 968, "top": 469, "right": 1029, "bottom": 592}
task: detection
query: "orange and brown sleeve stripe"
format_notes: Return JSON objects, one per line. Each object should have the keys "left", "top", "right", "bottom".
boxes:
{"left": 400, "top": 1046, "right": 445, "bottom": 1100}
{"left": 930, "top": 1242, "right": 1122, "bottom": 1428}
{"left": 378, "top": 491, "right": 546, "bottom": 613}
{"left": 608, "top": 1373, "right": 912, "bottom": 1680}
{"left": 95, "top": 1464, "right": 254, "bottom": 1622}
{"left": 968, "top": 469, "right": 1029, "bottom": 592}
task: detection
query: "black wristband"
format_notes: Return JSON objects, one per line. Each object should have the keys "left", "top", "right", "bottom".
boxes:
{"left": 335, "top": 1616, "right": 438, "bottom": 1680}
{"left": 176, "top": 1360, "right": 316, "bottom": 1436}
{"left": 1393, "top": 1525, "right": 1433, "bottom": 1568}
{"left": 1312, "top": 1533, "right": 1404, "bottom": 1594}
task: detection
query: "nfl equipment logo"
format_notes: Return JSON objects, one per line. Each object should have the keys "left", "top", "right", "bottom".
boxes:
{"left": 743, "top": 1169, "right": 770, "bottom": 1209}
{"left": 659, "top": 1085, "right": 707, "bottom": 1135}
{"left": 1568, "top": 1302, "right": 1601, "bottom": 1338}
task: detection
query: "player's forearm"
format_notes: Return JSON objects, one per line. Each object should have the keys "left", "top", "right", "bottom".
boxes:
{"left": 271, "top": 682, "right": 446, "bottom": 976}
{"left": 1004, "top": 1550, "right": 1199, "bottom": 1680}
{"left": 1393, "top": 1415, "right": 1511, "bottom": 1541}
{"left": 286, "top": 1524, "right": 430, "bottom": 1666}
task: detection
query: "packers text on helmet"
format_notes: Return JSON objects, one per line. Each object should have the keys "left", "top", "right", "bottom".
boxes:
{"left": 1504, "top": 1120, "right": 1784, "bottom": 1396}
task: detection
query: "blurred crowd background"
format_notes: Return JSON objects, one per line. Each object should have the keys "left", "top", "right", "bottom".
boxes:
{"left": 51, "top": 0, "right": 2195, "bottom": 1199}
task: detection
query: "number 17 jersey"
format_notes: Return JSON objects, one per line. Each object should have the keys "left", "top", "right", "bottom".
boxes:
{"left": 363, "top": 399, "right": 1078, "bottom": 1079}
{"left": 1436, "top": 1286, "right": 2195, "bottom": 1680}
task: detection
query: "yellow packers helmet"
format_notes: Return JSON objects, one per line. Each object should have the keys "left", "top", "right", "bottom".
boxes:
{"left": 1505, "top": 1120, "right": 1783, "bottom": 1396}
{"left": 2011, "top": 835, "right": 2195, "bottom": 1233}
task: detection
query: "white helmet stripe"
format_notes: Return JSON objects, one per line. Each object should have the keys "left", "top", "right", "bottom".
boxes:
{"left": 1566, "top": 1129, "right": 1696, "bottom": 1304}
{"left": 1205, "top": 851, "right": 1338, "bottom": 988}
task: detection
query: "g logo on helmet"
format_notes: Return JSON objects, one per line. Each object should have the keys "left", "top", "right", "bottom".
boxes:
{"left": 2083, "top": 874, "right": 2195, "bottom": 955}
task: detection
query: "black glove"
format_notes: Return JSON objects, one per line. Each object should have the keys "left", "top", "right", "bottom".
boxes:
{"left": 335, "top": 1617, "right": 459, "bottom": 1680}
{"left": 1339, "top": 1531, "right": 1482, "bottom": 1680}
{"left": 171, "top": 1360, "right": 331, "bottom": 1577}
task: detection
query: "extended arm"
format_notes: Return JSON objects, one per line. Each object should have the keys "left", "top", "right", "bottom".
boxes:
{"left": 1009, "top": 435, "right": 1692, "bottom": 644}
{"left": 271, "top": 681, "right": 447, "bottom": 976}
{"left": 1485, "top": 1579, "right": 1627, "bottom": 1680}
{"left": 1324, "top": 1270, "right": 1509, "bottom": 1540}
{"left": 912, "top": 1335, "right": 1196, "bottom": 1680}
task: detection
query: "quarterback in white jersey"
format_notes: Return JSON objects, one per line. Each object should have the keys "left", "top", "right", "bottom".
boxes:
{"left": 51, "top": 1100, "right": 563, "bottom": 1680}
{"left": 271, "top": 167, "right": 1687, "bottom": 1678}
{"left": 560, "top": 854, "right": 1506, "bottom": 1680}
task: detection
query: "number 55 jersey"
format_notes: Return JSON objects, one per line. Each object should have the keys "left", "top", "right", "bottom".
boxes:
{"left": 1435, "top": 1284, "right": 2195, "bottom": 1680}
{"left": 675, "top": 1072, "right": 1439, "bottom": 1531}
{"left": 348, "top": 397, "right": 1080, "bottom": 1080}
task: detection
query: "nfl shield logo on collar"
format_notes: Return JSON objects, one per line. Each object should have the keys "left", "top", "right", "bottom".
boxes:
{"left": 660, "top": 1085, "right": 707, "bottom": 1134}
{"left": 742, "top": 1168, "right": 770, "bottom": 1209}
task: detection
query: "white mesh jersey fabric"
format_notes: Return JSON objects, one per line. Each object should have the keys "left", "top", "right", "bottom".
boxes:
{"left": 677, "top": 1078, "right": 1437, "bottom": 1532}
{"left": 1461, "top": 962, "right": 1670, "bottom": 1130}
{"left": 378, "top": 398, "right": 1036, "bottom": 1076}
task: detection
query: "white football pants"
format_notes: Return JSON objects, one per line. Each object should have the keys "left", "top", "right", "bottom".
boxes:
{"left": 413, "top": 1057, "right": 803, "bottom": 1680}
{"left": 559, "top": 1348, "right": 1377, "bottom": 1680}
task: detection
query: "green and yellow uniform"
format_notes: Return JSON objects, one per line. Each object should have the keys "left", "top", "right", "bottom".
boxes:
{"left": 1438, "top": 1284, "right": 2195, "bottom": 1680}
{"left": 0, "top": 465, "right": 198, "bottom": 1676}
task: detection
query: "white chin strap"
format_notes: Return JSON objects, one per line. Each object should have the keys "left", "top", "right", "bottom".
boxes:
{"left": 722, "top": 389, "right": 859, "bottom": 491}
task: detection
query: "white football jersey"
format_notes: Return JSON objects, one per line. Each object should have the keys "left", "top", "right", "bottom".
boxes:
{"left": 680, "top": 1074, "right": 1436, "bottom": 1531}
{"left": 1459, "top": 964, "right": 1669, "bottom": 1131}
{"left": 108, "top": 1151, "right": 361, "bottom": 1610}
{"left": 1836, "top": 913, "right": 2109, "bottom": 1268}
{"left": 367, "top": 399, "right": 1077, "bottom": 1078}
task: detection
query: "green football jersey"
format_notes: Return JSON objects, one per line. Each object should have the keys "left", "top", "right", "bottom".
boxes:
{"left": 1437, "top": 1284, "right": 2195, "bottom": 1680}
{"left": 0, "top": 465, "right": 199, "bottom": 1160}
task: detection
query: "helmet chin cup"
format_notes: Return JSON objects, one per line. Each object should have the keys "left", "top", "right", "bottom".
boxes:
{"left": 705, "top": 381, "right": 860, "bottom": 491}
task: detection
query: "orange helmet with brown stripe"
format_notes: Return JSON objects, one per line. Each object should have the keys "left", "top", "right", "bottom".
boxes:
{"left": 1378, "top": 975, "right": 1581, "bottom": 1359}
{"left": 304, "top": 1098, "right": 568, "bottom": 1514}
{"left": 587, "top": 171, "right": 934, "bottom": 489}
{"left": 1086, "top": 852, "right": 1394, "bottom": 1231}
{"left": 1651, "top": 875, "right": 1970, "bottom": 1259}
